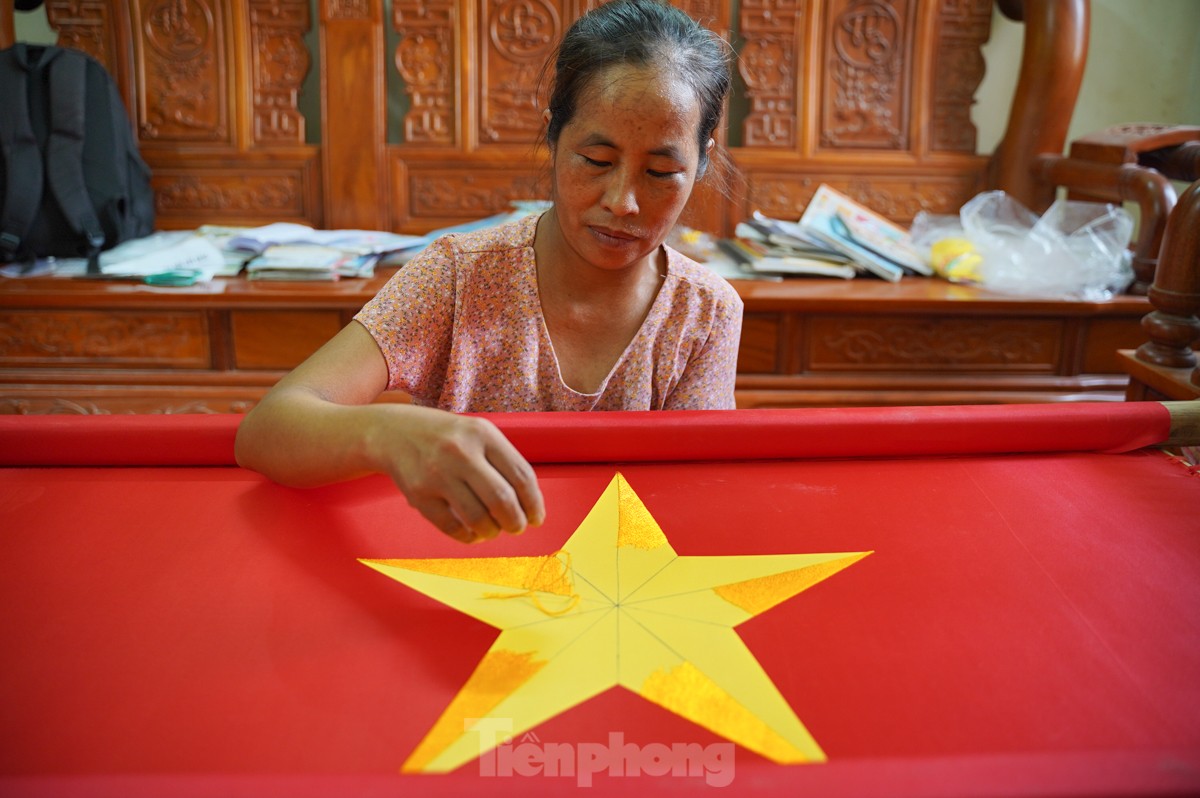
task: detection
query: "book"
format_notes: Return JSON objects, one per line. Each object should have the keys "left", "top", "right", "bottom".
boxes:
{"left": 245, "top": 244, "right": 347, "bottom": 281}
{"left": 733, "top": 222, "right": 854, "bottom": 265}
{"left": 797, "top": 184, "right": 929, "bottom": 282}
{"left": 716, "top": 237, "right": 857, "bottom": 280}
{"left": 746, "top": 211, "right": 846, "bottom": 257}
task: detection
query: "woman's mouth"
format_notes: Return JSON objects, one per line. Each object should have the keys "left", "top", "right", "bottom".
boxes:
{"left": 589, "top": 225, "right": 639, "bottom": 246}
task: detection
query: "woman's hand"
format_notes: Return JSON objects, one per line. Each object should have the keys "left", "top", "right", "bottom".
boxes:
{"left": 370, "top": 408, "right": 545, "bottom": 543}
{"left": 235, "top": 323, "right": 544, "bottom": 544}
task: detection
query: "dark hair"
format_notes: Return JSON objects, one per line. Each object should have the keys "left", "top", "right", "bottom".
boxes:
{"left": 542, "top": 0, "right": 731, "bottom": 178}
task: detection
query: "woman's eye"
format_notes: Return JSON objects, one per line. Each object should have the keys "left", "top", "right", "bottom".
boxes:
{"left": 581, "top": 156, "right": 609, "bottom": 168}
{"left": 648, "top": 170, "right": 679, "bottom": 179}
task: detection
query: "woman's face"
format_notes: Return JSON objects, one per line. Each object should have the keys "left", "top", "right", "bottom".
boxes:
{"left": 548, "top": 63, "right": 705, "bottom": 274}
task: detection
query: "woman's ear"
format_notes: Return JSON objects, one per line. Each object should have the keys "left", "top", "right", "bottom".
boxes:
{"left": 697, "top": 137, "right": 716, "bottom": 179}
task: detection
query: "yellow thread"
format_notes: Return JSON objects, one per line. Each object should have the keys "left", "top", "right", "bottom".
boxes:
{"left": 640, "top": 661, "right": 821, "bottom": 764}
{"left": 403, "top": 649, "right": 546, "bottom": 772}
{"left": 483, "top": 550, "right": 581, "bottom": 616}
{"left": 616, "top": 474, "right": 669, "bottom": 550}
{"left": 713, "top": 552, "right": 872, "bottom": 617}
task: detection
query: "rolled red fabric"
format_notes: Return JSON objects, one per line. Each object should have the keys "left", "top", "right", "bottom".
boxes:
{"left": 492, "top": 403, "right": 1170, "bottom": 463}
{"left": 0, "top": 403, "right": 1171, "bottom": 467}
{"left": 0, "top": 413, "right": 239, "bottom": 467}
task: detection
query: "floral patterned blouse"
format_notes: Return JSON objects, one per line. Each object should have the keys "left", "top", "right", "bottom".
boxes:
{"left": 354, "top": 213, "right": 743, "bottom": 412}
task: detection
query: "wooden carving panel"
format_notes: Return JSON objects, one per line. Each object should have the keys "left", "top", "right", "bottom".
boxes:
{"left": 739, "top": 0, "right": 805, "bottom": 149}
{"left": 744, "top": 173, "right": 982, "bottom": 224}
{"left": 152, "top": 165, "right": 314, "bottom": 221}
{"left": 0, "top": 311, "right": 209, "bottom": 368}
{"left": 138, "top": 0, "right": 230, "bottom": 143}
{"left": 820, "top": 0, "right": 913, "bottom": 150}
{"left": 930, "top": 0, "right": 991, "bottom": 152}
{"left": 328, "top": 0, "right": 371, "bottom": 18}
{"left": 807, "top": 316, "right": 1060, "bottom": 371}
{"left": 44, "top": 0, "right": 116, "bottom": 69}
{"left": 0, "top": 395, "right": 257, "bottom": 415}
{"left": 402, "top": 167, "right": 544, "bottom": 221}
{"left": 394, "top": 0, "right": 457, "bottom": 145}
{"left": 248, "top": 0, "right": 310, "bottom": 144}
{"left": 479, "top": 0, "right": 564, "bottom": 145}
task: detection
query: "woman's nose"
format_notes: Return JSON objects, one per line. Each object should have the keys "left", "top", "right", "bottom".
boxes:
{"left": 601, "top": 168, "right": 639, "bottom": 216}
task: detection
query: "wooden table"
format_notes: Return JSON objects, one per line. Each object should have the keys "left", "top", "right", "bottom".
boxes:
{"left": 0, "top": 272, "right": 1150, "bottom": 413}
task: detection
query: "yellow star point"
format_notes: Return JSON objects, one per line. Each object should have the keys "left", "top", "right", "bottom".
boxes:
{"left": 362, "top": 472, "right": 871, "bottom": 773}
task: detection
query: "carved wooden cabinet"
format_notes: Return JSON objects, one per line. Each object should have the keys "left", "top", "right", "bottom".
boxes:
{"left": 733, "top": 280, "right": 1148, "bottom": 407}
{"left": 0, "top": 273, "right": 1147, "bottom": 413}
{"left": 36, "top": 0, "right": 996, "bottom": 235}
{"left": 0, "top": 277, "right": 376, "bottom": 414}
{"left": 1, "top": 0, "right": 1156, "bottom": 413}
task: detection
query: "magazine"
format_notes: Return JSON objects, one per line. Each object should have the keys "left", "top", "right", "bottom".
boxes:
{"left": 797, "top": 185, "right": 929, "bottom": 282}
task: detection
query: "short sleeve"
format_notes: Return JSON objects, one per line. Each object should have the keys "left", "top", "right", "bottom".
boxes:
{"left": 661, "top": 286, "right": 743, "bottom": 410}
{"left": 353, "top": 236, "right": 458, "bottom": 401}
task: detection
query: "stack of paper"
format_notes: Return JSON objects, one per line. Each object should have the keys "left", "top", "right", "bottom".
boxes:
{"left": 244, "top": 244, "right": 347, "bottom": 281}
{"left": 208, "top": 223, "right": 429, "bottom": 280}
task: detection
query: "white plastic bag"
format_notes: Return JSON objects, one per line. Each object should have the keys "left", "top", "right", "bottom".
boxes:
{"left": 959, "top": 191, "right": 1134, "bottom": 300}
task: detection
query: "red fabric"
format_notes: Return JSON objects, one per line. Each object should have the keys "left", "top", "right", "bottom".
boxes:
{"left": 495, "top": 402, "right": 1172, "bottom": 462}
{"left": 0, "top": 413, "right": 239, "bottom": 466}
{"left": 2, "top": 430, "right": 1199, "bottom": 796}
{"left": 0, "top": 402, "right": 1172, "bottom": 467}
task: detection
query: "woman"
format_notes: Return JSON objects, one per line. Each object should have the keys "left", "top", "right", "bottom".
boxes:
{"left": 235, "top": 0, "right": 742, "bottom": 543}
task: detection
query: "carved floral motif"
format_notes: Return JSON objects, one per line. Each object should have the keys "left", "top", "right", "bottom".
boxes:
{"left": 745, "top": 174, "right": 975, "bottom": 223}
{"left": 154, "top": 175, "right": 303, "bottom": 213}
{"left": 480, "top": 0, "right": 561, "bottom": 143}
{"left": 327, "top": 0, "right": 370, "bottom": 19}
{"left": 394, "top": 0, "right": 456, "bottom": 144}
{"left": 410, "top": 174, "right": 543, "bottom": 216}
{"left": 0, "top": 398, "right": 244, "bottom": 415}
{"left": 0, "top": 312, "right": 207, "bottom": 365}
{"left": 839, "top": 177, "right": 965, "bottom": 219}
{"left": 818, "top": 322, "right": 1050, "bottom": 366}
{"left": 44, "top": 0, "right": 111, "bottom": 66}
{"left": 821, "top": 0, "right": 910, "bottom": 150}
{"left": 249, "top": 0, "right": 310, "bottom": 144}
{"left": 930, "top": 0, "right": 991, "bottom": 152}
{"left": 739, "top": 0, "right": 803, "bottom": 148}
{"left": 140, "top": 0, "right": 226, "bottom": 141}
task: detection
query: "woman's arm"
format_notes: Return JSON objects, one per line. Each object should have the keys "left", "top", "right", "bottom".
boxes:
{"left": 234, "top": 322, "right": 544, "bottom": 543}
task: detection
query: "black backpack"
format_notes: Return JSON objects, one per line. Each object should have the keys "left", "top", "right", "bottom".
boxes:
{"left": 0, "top": 43, "right": 155, "bottom": 272}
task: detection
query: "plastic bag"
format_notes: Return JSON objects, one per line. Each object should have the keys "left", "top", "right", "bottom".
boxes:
{"left": 960, "top": 191, "right": 1133, "bottom": 300}
{"left": 912, "top": 192, "right": 1133, "bottom": 300}
{"left": 909, "top": 212, "right": 981, "bottom": 283}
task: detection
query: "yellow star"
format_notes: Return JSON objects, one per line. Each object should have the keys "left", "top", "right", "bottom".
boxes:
{"left": 361, "top": 473, "right": 870, "bottom": 773}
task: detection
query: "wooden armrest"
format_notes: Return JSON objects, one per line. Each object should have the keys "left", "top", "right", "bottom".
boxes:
{"left": 1135, "top": 179, "right": 1200, "bottom": 369}
{"left": 1070, "top": 123, "right": 1200, "bottom": 179}
{"left": 1022, "top": 126, "right": 1200, "bottom": 295}
{"left": 1124, "top": 179, "right": 1200, "bottom": 401}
